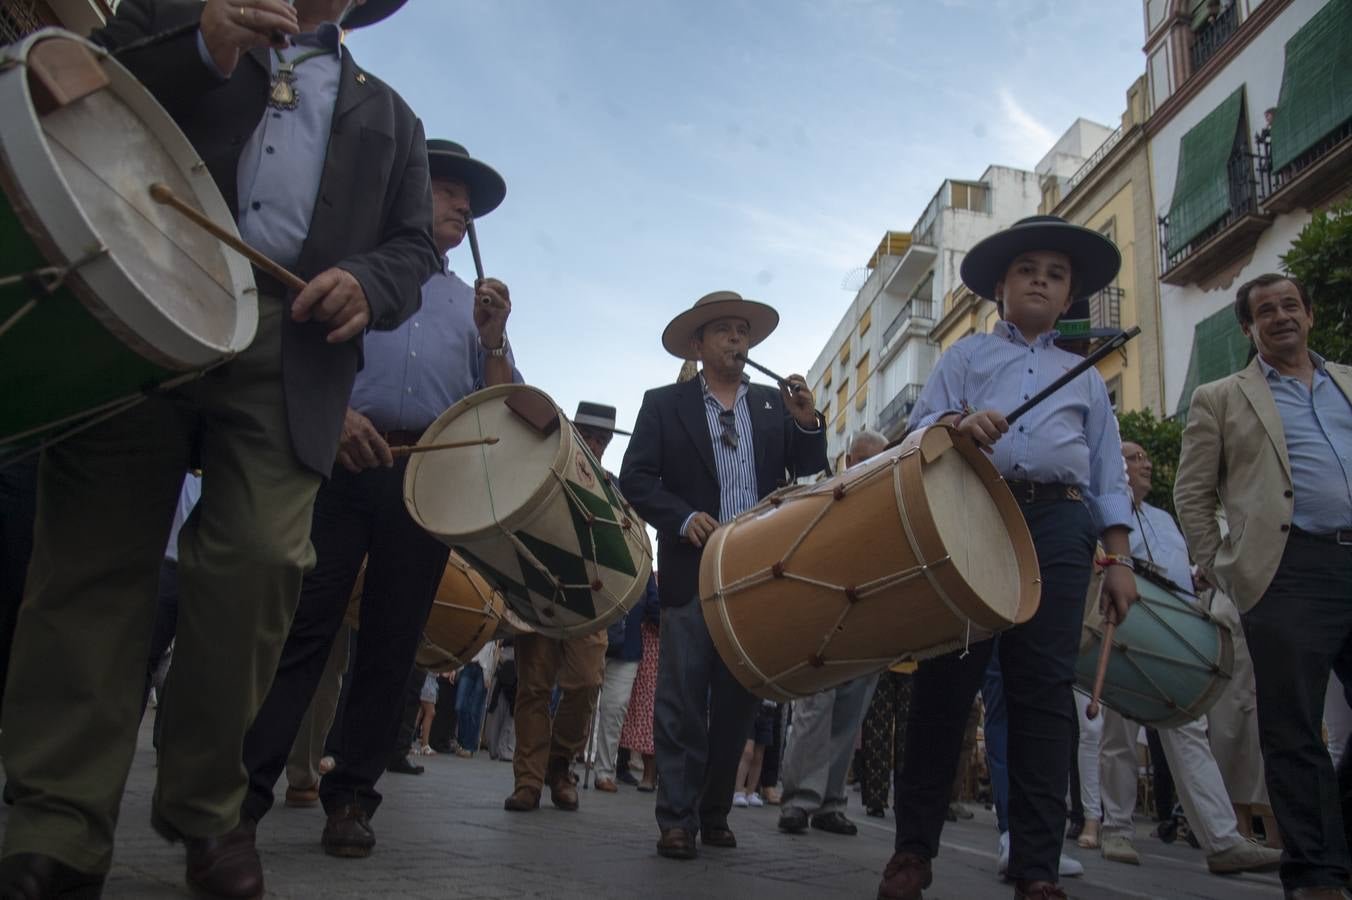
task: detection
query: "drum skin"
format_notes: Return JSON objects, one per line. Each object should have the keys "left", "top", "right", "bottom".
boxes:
{"left": 1078, "top": 556, "right": 1234, "bottom": 728}
{"left": 700, "top": 424, "right": 1040, "bottom": 702}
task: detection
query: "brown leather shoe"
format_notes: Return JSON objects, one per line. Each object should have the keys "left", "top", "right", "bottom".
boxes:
{"left": 504, "top": 785, "right": 541, "bottom": 812}
{"left": 1014, "top": 880, "right": 1069, "bottom": 900}
{"left": 701, "top": 826, "right": 737, "bottom": 848}
{"left": 150, "top": 812, "right": 263, "bottom": 899}
{"left": 547, "top": 758, "right": 579, "bottom": 811}
{"left": 593, "top": 778, "right": 618, "bottom": 793}
{"left": 285, "top": 784, "right": 319, "bottom": 808}
{"left": 656, "top": 828, "right": 698, "bottom": 860}
{"left": 877, "top": 851, "right": 932, "bottom": 900}
{"left": 321, "top": 804, "right": 375, "bottom": 859}
{"left": 0, "top": 853, "right": 106, "bottom": 900}
{"left": 1287, "top": 889, "right": 1352, "bottom": 899}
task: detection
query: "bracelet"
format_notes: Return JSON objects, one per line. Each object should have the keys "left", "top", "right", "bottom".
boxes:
{"left": 1096, "top": 553, "right": 1135, "bottom": 571}
{"left": 480, "top": 333, "right": 510, "bottom": 358}
{"left": 952, "top": 413, "right": 966, "bottom": 429}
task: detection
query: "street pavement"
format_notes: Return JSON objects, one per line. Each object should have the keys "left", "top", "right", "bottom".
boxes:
{"left": 3, "top": 719, "right": 1283, "bottom": 899}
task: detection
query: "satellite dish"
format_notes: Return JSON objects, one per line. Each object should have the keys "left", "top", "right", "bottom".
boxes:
{"left": 841, "top": 267, "right": 870, "bottom": 292}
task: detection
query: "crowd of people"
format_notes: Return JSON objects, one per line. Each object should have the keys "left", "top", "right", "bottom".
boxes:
{"left": 1, "top": 3, "right": 1350, "bottom": 900}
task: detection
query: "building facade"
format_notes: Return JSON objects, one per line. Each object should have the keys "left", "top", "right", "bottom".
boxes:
{"left": 1, "top": 0, "right": 108, "bottom": 43}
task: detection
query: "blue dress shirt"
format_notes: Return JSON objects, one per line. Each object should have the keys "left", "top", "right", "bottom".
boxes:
{"left": 699, "top": 373, "right": 759, "bottom": 524}
{"left": 1131, "top": 501, "right": 1193, "bottom": 597}
{"left": 1260, "top": 353, "right": 1352, "bottom": 533}
{"left": 908, "top": 320, "right": 1133, "bottom": 532}
{"left": 348, "top": 267, "right": 522, "bottom": 433}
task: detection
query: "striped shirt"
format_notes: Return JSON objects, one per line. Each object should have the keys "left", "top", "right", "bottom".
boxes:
{"left": 679, "top": 374, "right": 759, "bottom": 536}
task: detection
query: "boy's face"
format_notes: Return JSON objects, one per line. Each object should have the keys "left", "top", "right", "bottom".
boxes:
{"left": 996, "top": 251, "right": 1075, "bottom": 332}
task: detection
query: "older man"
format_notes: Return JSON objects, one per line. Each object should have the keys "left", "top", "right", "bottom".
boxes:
{"left": 778, "top": 429, "right": 887, "bottom": 838}
{"left": 1176, "top": 273, "right": 1352, "bottom": 900}
{"left": 0, "top": 1, "right": 436, "bottom": 897}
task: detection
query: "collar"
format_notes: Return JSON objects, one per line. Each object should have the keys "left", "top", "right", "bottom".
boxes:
{"left": 698, "top": 371, "right": 750, "bottom": 400}
{"left": 289, "top": 22, "right": 343, "bottom": 54}
{"left": 993, "top": 319, "right": 1059, "bottom": 348}
{"left": 1257, "top": 350, "right": 1326, "bottom": 380}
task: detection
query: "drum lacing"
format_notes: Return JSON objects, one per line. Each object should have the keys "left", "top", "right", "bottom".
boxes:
{"left": 0, "top": 246, "right": 108, "bottom": 342}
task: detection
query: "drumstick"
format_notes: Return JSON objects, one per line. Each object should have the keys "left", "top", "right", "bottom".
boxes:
{"left": 1084, "top": 617, "right": 1117, "bottom": 720}
{"left": 388, "top": 436, "right": 499, "bottom": 458}
{"left": 1005, "top": 326, "right": 1141, "bottom": 425}
{"left": 148, "top": 183, "right": 306, "bottom": 294}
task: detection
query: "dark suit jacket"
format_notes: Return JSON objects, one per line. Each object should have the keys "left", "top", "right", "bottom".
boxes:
{"left": 91, "top": 0, "right": 438, "bottom": 474}
{"left": 619, "top": 378, "right": 828, "bottom": 608}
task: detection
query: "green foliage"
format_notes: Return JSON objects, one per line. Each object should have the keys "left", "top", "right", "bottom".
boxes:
{"left": 1117, "top": 408, "right": 1184, "bottom": 517}
{"left": 1282, "top": 198, "right": 1352, "bottom": 365}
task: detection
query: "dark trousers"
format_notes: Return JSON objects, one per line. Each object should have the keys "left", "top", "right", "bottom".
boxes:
{"left": 654, "top": 596, "right": 759, "bottom": 834}
{"left": 241, "top": 460, "right": 449, "bottom": 822}
{"left": 760, "top": 702, "right": 785, "bottom": 791}
{"left": 0, "top": 455, "right": 38, "bottom": 719}
{"left": 392, "top": 666, "right": 424, "bottom": 759}
{"left": 1243, "top": 533, "right": 1352, "bottom": 891}
{"left": 429, "top": 675, "right": 459, "bottom": 751}
{"left": 145, "top": 559, "right": 181, "bottom": 750}
{"left": 1146, "top": 728, "right": 1175, "bottom": 819}
{"left": 893, "top": 500, "right": 1094, "bottom": 883}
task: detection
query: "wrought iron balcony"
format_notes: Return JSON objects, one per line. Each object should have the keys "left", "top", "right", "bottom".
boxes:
{"left": 881, "top": 299, "right": 936, "bottom": 347}
{"left": 1190, "top": 2, "right": 1239, "bottom": 73}
{"left": 1262, "top": 118, "right": 1352, "bottom": 213}
{"left": 1158, "top": 149, "right": 1272, "bottom": 285}
{"left": 1089, "top": 286, "right": 1123, "bottom": 332}
{"left": 877, "top": 383, "right": 924, "bottom": 437}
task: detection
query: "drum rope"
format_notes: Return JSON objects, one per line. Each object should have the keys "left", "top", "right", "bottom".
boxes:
{"left": 1131, "top": 597, "right": 1222, "bottom": 670}
{"left": 0, "top": 248, "right": 110, "bottom": 340}
{"left": 892, "top": 459, "right": 976, "bottom": 652}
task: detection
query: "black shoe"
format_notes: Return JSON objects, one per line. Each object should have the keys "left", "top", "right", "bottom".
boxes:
{"left": 866, "top": 806, "right": 886, "bottom": 819}
{"left": 1065, "top": 817, "right": 1085, "bottom": 841}
{"left": 386, "top": 756, "right": 424, "bottom": 776}
{"left": 322, "top": 804, "right": 376, "bottom": 859}
{"left": 778, "top": 807, "right": 809, "bottom": 834}
{"left": 810, "top": 811, "right": 858, "bottom": 836}
{"left": 0, "top": 853, "right": 106, "bottom": 900}
{"left": 616, "top": 770, "right": 639, "bottom": 786}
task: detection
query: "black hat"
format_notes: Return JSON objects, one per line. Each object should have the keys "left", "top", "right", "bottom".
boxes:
{"left": 342, "top": 0, "right": 408, "bottom": 29}
{"left": 573, "top": 402, "right": 631, "bottom": 436}
{"left": 426, "top": 139, "right": 507, "bottom": 218}
{"left": 960, "top": 215, "right": 1121, "bottom": 303}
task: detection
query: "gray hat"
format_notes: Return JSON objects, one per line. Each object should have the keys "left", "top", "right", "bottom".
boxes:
{"left": 573, "top": 402, "right": 630, "bottom": 436}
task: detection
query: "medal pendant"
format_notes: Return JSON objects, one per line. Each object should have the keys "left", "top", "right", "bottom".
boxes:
{"left": 268, "top": 66, "right": 299, "bottom": 111}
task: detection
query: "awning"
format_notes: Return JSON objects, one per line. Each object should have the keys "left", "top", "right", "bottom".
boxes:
{"left": 1166, "top": 87, "right": 1246, "bottom": 257}
{"left": 1270, "top": 0, "right": 1352, "bottom": 173}
{"left": 1175, "top": 305, "right": 1252, "bottom": 419}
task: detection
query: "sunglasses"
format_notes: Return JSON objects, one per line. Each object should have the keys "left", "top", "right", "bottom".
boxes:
{"left": 718, "top": 409, "right": 738, "bottom": 450}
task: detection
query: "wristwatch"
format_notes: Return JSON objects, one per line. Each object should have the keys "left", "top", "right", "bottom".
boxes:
{"left": 480, "top": 333, "right": 510, "bottom": 358}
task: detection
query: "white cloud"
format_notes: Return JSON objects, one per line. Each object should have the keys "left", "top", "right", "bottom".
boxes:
{"left": 998, "top": 86, "right": 1058, "bottom": 168}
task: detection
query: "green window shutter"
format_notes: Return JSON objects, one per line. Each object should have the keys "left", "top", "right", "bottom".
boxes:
{"left": 1175, "top": 305, "right": 1252, "bottom": 418}
{"left": 1166, "top": 87, "right": 1246, "bottom": 258}
{"left": 1270, "top": 0, "right": 1352, "bottom": 173}
{"left": 1191, "top": 0, "right": 1213, "bottom": 29}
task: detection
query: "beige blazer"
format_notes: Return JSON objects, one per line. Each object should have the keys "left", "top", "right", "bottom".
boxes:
{"left": 1174, "top": 356, "right": 1352, "bottom": 612}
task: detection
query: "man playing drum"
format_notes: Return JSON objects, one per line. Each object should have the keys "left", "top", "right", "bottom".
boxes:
{"left": 620, "top": 291, "right": 827, "bottom": 861}
{"left": 1081, "top": 443, "right": 1279, "bottom": 874}
{"left": 876, "top": 215, "right": 1137, "bottom": 900}
{"left": 0, "top": 2, "right": 437, "bottom": 898}
{"left": 503, "top": 403, "right": 627, "bottom": 813}
{"left": 239, "top": 139, "right": 520, "bottom": 863}
{"left": 1175, "top": 273, "right": 1352, "bottom": 900}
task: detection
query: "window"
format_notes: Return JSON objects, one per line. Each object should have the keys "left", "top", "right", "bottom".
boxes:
{"left": 855, "top": 384, "right": 869, "bottom": 412}
{"left": 835, "top": 413, "right": 847, "bottom": 434}
{"left": 1106, "top": 375, "right": 1123, "bottom": 413}
{"left": 859, "top": 306, "right": 873, "bottom": 337}
{"left": 1165, "top": 86, "right": 1247, "bottom": 257}
{"left": 1269, "top": 0, "right": 1352, "bottom": 175}
{"left": 1175, "top": 305, "right": 1252, "bottom": 417}
{"left": 839, "top": 343, "right": 851, "bottom": 366}
{"left": 1149, "top": 47, "right": 1171, "bottom": 110}
{"left": 855, "top": 352, "right": 870, "bottom": 387}
{"left": 950, "top": 182, "right": 990, "bottom": 213}
{"left": 823, "top": 368, "right": 833, "bottom": 389}
{"left": 836, "top": 382, "right": 849, "bottom": 414}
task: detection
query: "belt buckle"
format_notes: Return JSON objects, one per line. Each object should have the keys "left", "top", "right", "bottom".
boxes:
{"left": 1338, "top": 530, "right": 1352, "bottom": 547}
{"left": 1066, "top": 485, "right": 1082, "bottom": 502}
{"left": 1022, "top": 482, "right": 1037, "bottom": 504}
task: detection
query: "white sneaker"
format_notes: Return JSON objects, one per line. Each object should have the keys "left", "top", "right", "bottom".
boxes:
{"left": 748, "top": 792, "right": 764, "bottom": 807}
{"left": 996, "top": 831, "right": 1083, "bottom": 878}
{"left": 1059, "top": 853, "right": 1085, "bottom": 877}
{"left": 997, "top": 831, "right": 1010, "bottom": 876}
{"left": 733, "top": 792, "right": 748, "bottom": 808}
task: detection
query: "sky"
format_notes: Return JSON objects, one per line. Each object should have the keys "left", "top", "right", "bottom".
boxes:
{"left": 348, "top": 0, "right": 1149, "bottom": 467}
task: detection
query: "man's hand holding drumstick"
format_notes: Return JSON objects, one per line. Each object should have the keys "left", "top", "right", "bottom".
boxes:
{"left": 474, "top": 278, "right": 515, "bottom": 386}
{"left": 199, "top": 0, "right": 297, "bottom": 76}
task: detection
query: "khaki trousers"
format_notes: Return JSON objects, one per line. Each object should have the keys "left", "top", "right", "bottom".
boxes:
{"left": 511, "top": 631, "right": 606, "bottom": 790}
{"left": 0, "top": 302, "right": 320, "bottom": 873}
{"left": 286, "top": 623, "right": 351, "bottom": 790}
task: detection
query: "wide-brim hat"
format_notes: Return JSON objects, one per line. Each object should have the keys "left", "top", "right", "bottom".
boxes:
{"left": 661, "top": 291, "right": 780, "bottom": 360}
{"left": 342, "top": 0, "right": 408, "bottom": 29}
{"left": 960, "top": 215, "right": 1121, "bottom": 303}
{"left": 573, "top": 402, "right": 631, "bottom": 436}
{"left": 426, "top": 139, "right": 507, "bottom": 218}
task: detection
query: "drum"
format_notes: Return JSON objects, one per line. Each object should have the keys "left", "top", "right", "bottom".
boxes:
{"left": 700, "top": 424, "right": 1041, "bottom": 702}
{"left": 1077, "top": 556, "right": 1234, "bottom": 728}
{"left": 404, "top": 384, "right": 653, "bottom": 639}
{"left": 347, "top": 552, "right": 507, "bottom": 672}
{"left": 0, "top": 30, "right": 256, "bottom": 448}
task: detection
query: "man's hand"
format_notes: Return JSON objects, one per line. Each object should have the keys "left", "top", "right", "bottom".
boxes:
{"left": 1100, "top": 563, "right": 1138, "bottom": 626}
{"left": 473, "top": 278, "right": 511, "bottom": 350}
{"left": 781, "top": 376, "right": 818, "bottom": 429}
{"left": 335, "top": 408, "right": 393, "bottom": 473}
{"left": 683, "top": 512, "right": 719, "bottom": 548}
{"left": 200, "top": 0, "right": 297, "bottom": 76}
{"left": 953, "top": 410, "right": 1009, "bottom": 454}
{"left": 292, "top": 267, "right": 371, "bottom": 344}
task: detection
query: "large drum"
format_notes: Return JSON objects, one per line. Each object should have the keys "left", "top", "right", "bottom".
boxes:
{"left": 1077, "top": 557, "right": 1233, "bottom": 728}
{"left": 404, "top": 384, "right": 653, "bottom": 639}
{"left": 700, "top": 424, "right": 1041, "bottom": 701}
{"left": 0, "top": 30, "right": 256, "bottom": 448}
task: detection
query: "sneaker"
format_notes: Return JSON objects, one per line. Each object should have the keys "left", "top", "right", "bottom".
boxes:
{"left": 1206, "top": 838, "right": 1282, "bottom": 875}
{"left": 1101, "top": 832, "right": 1141, "bottom": 865}
{"left": 997, "top": 831, "right": 1010, "bottom": 876}
{"left": 748, "top": 793, "right": 764, "bottom": 808}
{"left": 1058, "top": 854, "right": 1084, "bottom": 877}
{"left": 732, "top": 792, "right": 749, "bottom": 808}
{"left": 417, "top": 744, "right": 436, "bottom": 756}
{"left": 454, "top": 747, "right": 472, "bottom": 759}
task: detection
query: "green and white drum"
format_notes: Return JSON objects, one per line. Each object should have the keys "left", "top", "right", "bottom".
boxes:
{"left": 0, "top": 29, "right": 256, "bottom": 448}
{"left": 1078, "top": 556, "right": 1234, "bottom": 729}
{"left": 404, "top": 384, "right": 653, "bottom": 639}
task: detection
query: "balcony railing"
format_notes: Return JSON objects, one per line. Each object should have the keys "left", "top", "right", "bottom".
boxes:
{"left": 1265, "top": 117, "right": 1352, "bottom": 199}
{"left": 877, "top": 383, "right": 924, "bottom": 437}
{"left": 1159, "top": 148, "right": 1265, "bottom": 277}
{"left": 1190, "top": 2, "right": 1239, "bottom": 73}
{"left": 1067, "top": 126, "right": 1125, "bottom": 195}
{"left": 1089, "top": 286, "right": 1123, "bottom": 332}
{"left": 881, "top": 299, "right": 936, "bottom": 347}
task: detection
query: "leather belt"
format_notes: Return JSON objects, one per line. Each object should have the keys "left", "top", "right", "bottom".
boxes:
{"left": 1002, "top": 480, "right": 1083, "bottom": 504}
{"left": 252, "top": 267, "right": 288, "bottom": 299}
{"left": 1290, "top": 525, "right": 1352, "bottom": 548}
{"left": 382, "top": 430, "right": 423, "bottom": 447}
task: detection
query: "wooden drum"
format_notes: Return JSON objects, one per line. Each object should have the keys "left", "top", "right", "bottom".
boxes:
{"left": 699, "top": 424, "right": 1040, "bottom": 701}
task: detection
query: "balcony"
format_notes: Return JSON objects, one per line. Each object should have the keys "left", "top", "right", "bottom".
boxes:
{"left": 881, "top": 298, "right": 936, "bottom": 347}
{"left": 1190, "top": 2, "right": 1239, "bottom": 74}
{"left": 1067, "top": 126, "right": 1125, "bottom": 196}
{"left": 1159, "top": 149, "right": 1272, "bottom": 286}
{"left": 877, "top": 383, "right": 924, "bottom": 438}
{"left": 1262, "top": 118, "right": 1352, "bottom": 214}
{"left": 1089, "top": 286, "right": 1123, "bottom": 332}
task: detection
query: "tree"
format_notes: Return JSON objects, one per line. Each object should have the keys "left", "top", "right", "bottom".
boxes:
{"left": 1282, "top": 197, "right": 1352, "bottom": 365}
{"left": 1117, "top": 408, "right": 1184, "bottom": 517}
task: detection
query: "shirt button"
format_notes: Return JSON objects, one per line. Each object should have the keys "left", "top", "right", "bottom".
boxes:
{"left": 1284, "top": 490, "right": 1294, "bottom": 498}
{"left": 1018, "top": 426, "right": 1025, "bottom": 432}
{"left": 1280, "top": 523, "right": 1290, "bottom": 532}
{"left": 251, "top": 201, "right": 261, "bottom": 211}
{"left": 1024, "top": 394, "right": 1029, "bottom": 400}
{"left": 1027, "top": 368, "right": 1033, "bottom": 374}
{"left": 406, "top": 387, "right": 413, "bottom": 394}
{"left": 272, "top": 112, "right": 282, "bottom": 119}
{"left": 265, "top": 145, "right": 275, "bottom": 154}
{"left": 410, "top": 351, "right": 417, "bottom": 358}
{"left": 413, "top": 322, "right": 420, "bottom": 328}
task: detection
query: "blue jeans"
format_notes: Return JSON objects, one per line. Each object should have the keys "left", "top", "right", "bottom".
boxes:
{"left": 455, "top": 663, "right": 487, "bottom": 752}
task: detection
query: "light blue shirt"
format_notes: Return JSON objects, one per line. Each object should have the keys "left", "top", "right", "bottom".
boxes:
{"left": 348, "top": 267, "right": 522, "bottom": 433}
{"left": 1260, "top": 353, "right": 1352, "bottom": 533}
{"left": 196, "top": 25, "right": 342, "bottom": 270}
{"left": 908, "top": 320, "right": 1133, "bottom": 532}
{"left": 165, "top": 473, "right": 202, "bottom": 562}
{"left": 1131, "top": 501, "right": 1193, "bottom": 598}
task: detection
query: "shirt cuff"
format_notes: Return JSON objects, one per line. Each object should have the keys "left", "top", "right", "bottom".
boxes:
{"left": 1093, "top": 492, "right": 1135, "bottom": 533}
{"left": 915, "top": 409, "right": 962, "bottom": 429}
{"left": 679, "top": 512, "right": 697, "bottom": 538}
{"left": 195, "top": 29, "right": 230, "bottom": 80}
{"left": 794, "top": 417, "right": 823, "bottom": 434}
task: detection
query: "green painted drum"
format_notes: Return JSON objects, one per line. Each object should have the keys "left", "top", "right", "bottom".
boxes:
{"left": 0, "top": 29, "right": 256, "bottom": 448}
{"left": 403, "top": 384, "right": 654, "bottom": 639}
{"left": 1078, "top": 556, "right": 1234, "bottom": 728}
